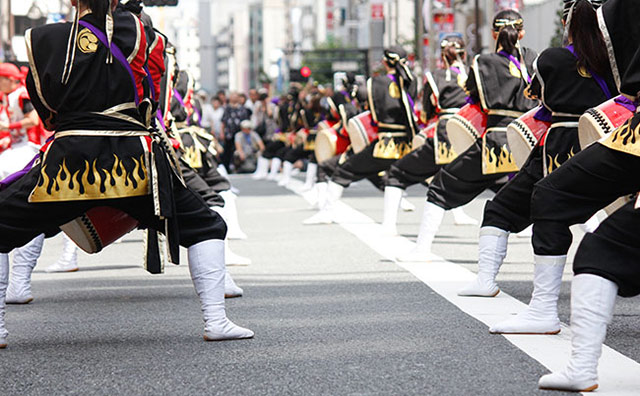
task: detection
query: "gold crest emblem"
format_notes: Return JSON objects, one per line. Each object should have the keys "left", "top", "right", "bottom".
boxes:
{"left": 508, "top": 61, "right": 522, "bottom": 78}
{"left": 577, "top": 66, "right": 592, "bottom": 78}
{"left": 77, "top": 28, "right": 99, "bottom": 54}
{"left": 388, "top": 82, "right": 401, "bottom": 99}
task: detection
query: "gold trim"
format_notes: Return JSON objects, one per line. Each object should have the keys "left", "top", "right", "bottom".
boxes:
{"left": 127, "top": 13, "right": 142, "bottom": 63}
{"left": 54, "top": 130, "right": 149, "bottom": 138}
{"left": 472, "top": 55, "right": 488, "bottom": 111}
{"left": 487, "top": 109, "right": 524, "bottom": 118}
{"left": 597, "top": 7, "right": 621, "bottom": 91}
{"left": 377, "top": 132, "right": 407, "bottom": 137}
{"left": 367, "top": 77, "right": 378, "bottom": 123}
{"left": 398, "top": 75, "right": 416, "bottom": 137}
{"left": 377, "top": 122, "right": 406, "bottom": 130}
{"left": 551, "top": 111, "right": 582, "bottom": 118}
{"left": 25, "top": 29, "right": 56, "bottom": 114}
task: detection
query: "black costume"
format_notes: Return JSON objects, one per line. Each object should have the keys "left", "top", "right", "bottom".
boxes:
{"left": 483, "top": 46, "right": 617, "bottom": 233}
{"left": 426, "top": 48, "right": 538, "bottom": 209}
{"left": 384, "top": 65, "right": 468, "bottom": 189}
{"left": 331, "top": 71, "right": 418, "bottom": 187}
{"left": 0, "top": 9, "right": 225, "bottom": 271}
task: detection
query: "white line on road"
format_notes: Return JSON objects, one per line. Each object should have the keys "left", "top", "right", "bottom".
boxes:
{"left": 286, "top": 179, "right": 640, "bottom": 395}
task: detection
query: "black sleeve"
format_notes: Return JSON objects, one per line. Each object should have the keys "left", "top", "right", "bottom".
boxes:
{"left": 465, "top": 67, "right": 480, "bottom": 103}
{"left": 21, "top": 99, "right": 34, "bottom": 114}
{"left": 422, "top": 81, "right": 437, "bottom": 120}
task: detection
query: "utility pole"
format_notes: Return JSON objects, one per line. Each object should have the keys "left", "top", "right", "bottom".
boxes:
{"left": 474, "top": 0, "right": 481, "bottom": 55}
{"left": 415, "top": 0, "right": 424, "bottom": 71}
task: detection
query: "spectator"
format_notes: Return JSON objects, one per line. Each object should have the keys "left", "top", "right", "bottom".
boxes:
{"left": 234, "top": 120, "right": 265, "bottom": 173}
{"left": 251, "top": 88, "right": 276, "bottom": 139}
{"left": 216, "top": 90, "right": 227, "bottom": 106}
{"left": 220, "top": 92, "right": 252, "bottom": 172}
{"left": 245, "top": 88, "right": 259, "bottom": 111}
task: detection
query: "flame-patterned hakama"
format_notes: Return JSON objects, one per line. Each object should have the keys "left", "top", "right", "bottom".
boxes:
{"left": 482, "top": 46, "right": 617, "bottom": 237}
{"left": 426, "top": 48, "right": 538, "bottom": 209}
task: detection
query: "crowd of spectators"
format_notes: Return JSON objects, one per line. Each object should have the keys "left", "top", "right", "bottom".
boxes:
{"left": 199, "top": 88, "right": 276, "bottom": 174}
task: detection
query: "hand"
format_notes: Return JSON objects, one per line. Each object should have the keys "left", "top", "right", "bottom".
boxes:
{"left": 0, "top": 121, "right": 8, "bottom": 130}
{"left": 239, "top": 152, "right": 246, "bottom": 161}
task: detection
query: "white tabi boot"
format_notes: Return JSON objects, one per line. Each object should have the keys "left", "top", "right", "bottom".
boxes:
{"left": 458, "top": 227, "right": 509, "bottom": 297}
{"left": 451, "top": 207, "right": 479, "bottom": 225}
{"left": 216, "top": 164, "right": 230, "bottom": 179}
{"left": 44, "top": 234, "right": 79, "bottom": 273}
{"left": 216, "top": 190, "right": 248, "bottom": 240}
{"left": 266, "top": 157, "right": 282, "bottom": 181}
{"left": 6, "top": 234, "right": 44, "bottom": 304}
{"left": 301, "top": 162, "right": 317, "bottom": 191}
{"left": 381, "top": 186, "right": 404, "bottom": 236}
{"left": 538, "top": 274, "right": 617, "bottom": 392}
{"left": 396, "top": 202, "right": 445, "bottom": 262}
{"left": 309, "top": 181, "right": 327, "bottom": 209}
{"left": 251, "top": 156, "right": 270, "bottom": 180}
{"left": 490, "top": 254, "right": 566, "bottom": 334}
{"left": 0, "top": 253, "right": 9, "bottom": 348}
{"left": 225, "top": 239, "right": 251, "bottom": 266}
{"left": 303, "top": 181, "right": 343, "bottom": 225}
{"left": 188, "top": 240, "right": 253, "bottom": 341}
{"left": 277, "top": 161, "right": 294, "bottom": 186}
{"left": 224, "top": 269, "right": 244, "bottom": 298}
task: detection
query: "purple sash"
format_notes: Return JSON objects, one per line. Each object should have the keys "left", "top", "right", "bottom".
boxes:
{"left": 566, "top": 45, "right": 612, "bottom": 100}
{"left": 498, "top": 51, "right": 532, "bottom": 84}
{"left": 614, "top": 95, "right": 638, "bottom": 113}
{"left": 78, "top": 20, "right": 140, "bottom": 105}
{"left": 0, "top": 155, "right": 38, "bottom": 191}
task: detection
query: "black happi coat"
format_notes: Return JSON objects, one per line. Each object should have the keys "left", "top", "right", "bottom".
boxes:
{"left": 466, "top": 48, "right": 538, "bottom": 174}
{"left": 597, "top": 0, "right": 640, "bottom": 159}
{"left": 424, "top": 65, "right": 468, "bottom": 164}
{"left": 530, "top": 47, "right": 617, "bottom": 174}
{"left": 25, "top": 10, "right": 151, "bottom": 203}
{"left": 367, "top": 72, "right": 418, "bottom": 159}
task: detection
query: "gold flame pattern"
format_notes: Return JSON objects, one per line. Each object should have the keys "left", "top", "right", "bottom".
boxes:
{"left": 29, "top": 154, "right": 149, "bottom": 202}
{"left": 482, "top": 144, "right": 519, "bottom": 174}
{"left": 601, "top": 120, "right": 640, "bottom": 157}
{"left": 546, "top": 147, "right": 576, "bottom": 175}
{"left": 183, "top": 145, "right": 203, "bottom": 170}
{"left": 436, "top": 141, "right": 457, "bottom": 165}
{"left": 373, "top": 138, "right": 412, "bottom": 159}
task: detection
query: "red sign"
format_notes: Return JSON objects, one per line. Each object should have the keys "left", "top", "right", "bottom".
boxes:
{"left": 301, "top": 67, "right": 312, "bottom": 78}
{"left": 371, "top": 4, "right": 384, "bottom": 20}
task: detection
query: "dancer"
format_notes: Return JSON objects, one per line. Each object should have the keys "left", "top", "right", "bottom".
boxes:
{"left": 304, "top": 46, "right": 418, "bottom": 225}
{"left": 381, "top": 35, "right": 477, "bottom": 236}
{"left": 397, "top": 10, "right": 538, "bottom": 261}
{"left": 459, "top": 0, "right": 615, "bottom": 308}
{"left": 0, "top": 0, "right": 253, "bottom": 349}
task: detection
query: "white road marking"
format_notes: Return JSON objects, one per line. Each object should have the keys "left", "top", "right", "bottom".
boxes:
{"left": 286, "top": 179, "right": 640, "bottom": 395}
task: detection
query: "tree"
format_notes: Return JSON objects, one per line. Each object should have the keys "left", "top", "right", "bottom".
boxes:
{"left": 549, "top": 4, "right": 565, "bottom": 48}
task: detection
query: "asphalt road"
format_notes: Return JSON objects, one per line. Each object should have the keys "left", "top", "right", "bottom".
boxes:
{"left": 0, "top": 174, "right": 638, "bottom": 395}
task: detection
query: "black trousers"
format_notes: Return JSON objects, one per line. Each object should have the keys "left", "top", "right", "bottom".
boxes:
{"left": 220, "top": 137, "right": 235, "bottom": 172}
{"left": 0, "top": 164, "right": 227, "bottom": 253}
{"left": 198, "top": 164, "right": 231, "bottom": 193}
{"left": 482, "top": 145, "right": 544, "bottom": 232}
{"left": 181, "top": 159, "right": 225, "bottom": 208}
{"left": 262, "top": 140, "right": 285, "bottom": 160}
{"left": 331, "top": 142, "right": 396, "bottom": 188}
{"left": 283, "top": 146, "right": 313, "bottom": 163}
{"left": 573, "top": 201, "right": 640, "bottom": 297}
{"left": 384, "top": 140, "right": 441, "bottom": 190}
{"left": 531, "top": 142, "right": 640, "bottom": 256}
{"left": 427, "top": 140, "right": 509, "bottom": 210}
{"left": 317, "top": 154, "right": 340, "bottom": 183}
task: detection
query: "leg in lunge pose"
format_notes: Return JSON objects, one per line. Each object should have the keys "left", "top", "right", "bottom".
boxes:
{"left": 45, "top": 234, "right": 79, "bottom": 273}
{"left": 5, "top": 234, "right": 44, "bottom": 304}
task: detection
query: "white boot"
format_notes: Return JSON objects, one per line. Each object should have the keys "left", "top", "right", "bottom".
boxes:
{"left": 188, "top": 240, "right": 253, "bottom": 341}
{"left": 580, "top": 213, "right": 601, "bottom": 234}
{"left": 381, "top": 186, "right": 404, "bottom": 236}
{"left": 6, "top": 234, "right": 44, "bottom": 304}
{"left": 301, "top": 162, "right": 317, "bottom": 191}
{"left": 396, "top": 202, "right": 445, "bottom": 262}
{"left": 309, "top": 181, "right": 327, "bottom": 209}
{"left": 251, "top": 156, "right": 270, "bottom": 180}
{"left": 458, "top": 227, "right": 509, "bottom": 297}
{"left": 45, "top": 234, "right": 79, "bottom": 273}
{"left": 400, "top": 197, "right": 416, "bottom": 212}
{"left": 216, "top": 164, "right": 230, "bottom": 179}
{"left": 224, "top": 269, "right": 244, "bottom": 298}
{"left": 490, "top": 254, "right": 566, "bottom": 334}
{"left": 0, "top": 253, "right": 8, "bottom": 348}
{"left": 266, "top": 157, "right": 282, "bottom": 180}
{"left": 216, "top": 190, "right": 248, "bottom": 240}
{"left": 451, "top": 207, "right": 479, "bottom": 226}
{"left": 225, "top": 240, "right": 251, "bottom": 266}
{"left": 277, "top": 161, "right": 294, "bottom": 186}
{"left": 538, "top": 274, "right": 617, "bottom": 392}
{"left": 303, "top": 181, "right": 343, "bottom": 225}
{"left": 516, "top": 224, "right": 533, "bottom": 238}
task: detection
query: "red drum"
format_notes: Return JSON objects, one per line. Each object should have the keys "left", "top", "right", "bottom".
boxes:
{"left": 412, "top": 122, "right": 437, "bottom": 150}
{"left": 317, "top": 119, "right": 339, "bottom": 132}
{"left": 346, "top": 111, "right": 378, "bottom": 154}
{"left": 579, "top": 96, "right": 635, "bottom": 149}
{"left": 315, "top": 127, "right": 350, "bottom": 163}
{"left": 446, "top": 103, "right": 487, "bottom": 154}
{"left": 60, "top": 206, "right": 139, "bottom": 254}
{"left": 506, "top": 106, "right": 551, "bottom": 168}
